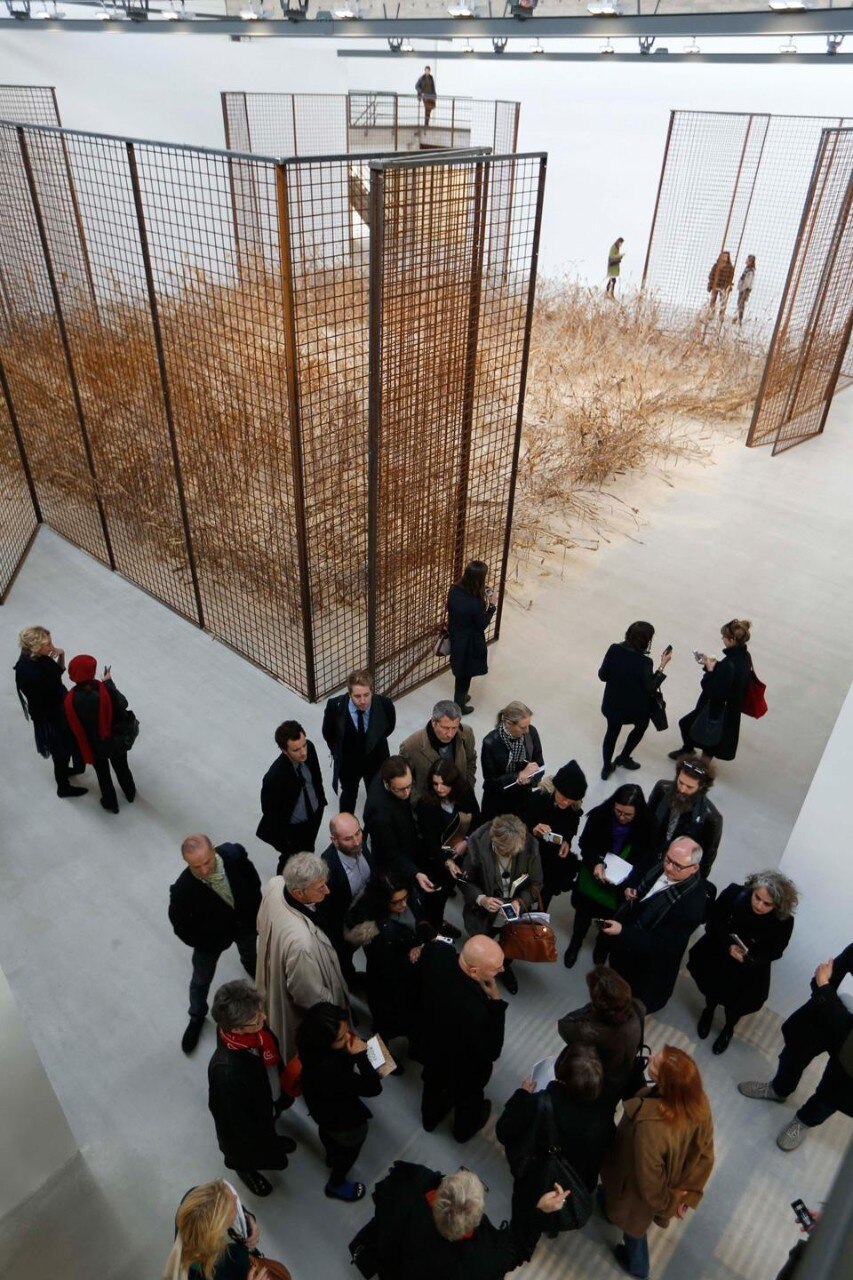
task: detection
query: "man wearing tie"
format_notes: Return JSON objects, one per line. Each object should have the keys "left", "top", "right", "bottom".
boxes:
{"left": 257, "top": 720, "right": 327, "bottom": 873}
{"left": 322, "top": 670, "right": 396, "bottom": 814}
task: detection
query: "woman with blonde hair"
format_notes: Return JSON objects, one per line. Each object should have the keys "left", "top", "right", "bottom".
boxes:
{"left": 600, "top": 1046, "right": 714, "bottom": 1280}
{"left": 13, "top": 624, "right": 87, "bottom": 799}
{"left": 164, "top": 1179, "right": 290, "bottom": 1279}
{"left": 480, "top": 701, "right": 544, "bottom": 821}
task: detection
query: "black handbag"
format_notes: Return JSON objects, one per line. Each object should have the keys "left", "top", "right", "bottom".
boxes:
{"left": 348, "top": 1217, "right": 379, "bottom": 1278}
{"left": 689, "top": 702, "right": 724, "bottom": 749}
{"left": 515, "top": 1092, "right": 593, "bottom": 1231}
{"left": 621, "top": 1000, "right": 651, "bottom": 1099}
{"left": 649, "top": 687, "right": 668, "bottom": 733}
{"left": 112, "top": 710, "right": 140, "bottom": 752}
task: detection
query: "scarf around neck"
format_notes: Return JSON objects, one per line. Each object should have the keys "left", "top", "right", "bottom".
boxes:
{"left": 64, "top": 680, "right": 113, "bottom": 765}
{"left": 219, "top": 1025, "right": 282, "bottom": 1067}
{"left": 498, "top": 723, "right": 526, "bottom": 768}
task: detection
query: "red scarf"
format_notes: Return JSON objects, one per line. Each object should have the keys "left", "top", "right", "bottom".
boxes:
{"left": 64, "top": 682, "right": 113, "bottom": 766}
{"left": 219, "top": 1026, "right": 282, "bottom": 1068}
{"left": 425, "top": 1189, "right": 476, "bottom": 1240}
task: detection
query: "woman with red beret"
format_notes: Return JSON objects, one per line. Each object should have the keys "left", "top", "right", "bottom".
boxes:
{"left": 64, "top": 655, "right": 136, "bottom": 813}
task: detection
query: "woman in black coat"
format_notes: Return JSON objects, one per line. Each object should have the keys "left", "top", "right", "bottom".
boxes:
{"left": 296, "top": 1001, "right": 382, "bottom": 1203}
{"left": 598, "top": 621, "right": 671, "bottom": 780}
{"left": 166, "top": 1180, "right": 290, "bottom": 1280}
{"left": 556, "top": 965, "right": 644, "bottom": 1104}
{"left": 496, "top": 1044, "right": 615, "bottom": 1230}
{"left": 676, "top": 617, "right": 753, "bottom": 761}
{"left": 480, "top": 701, "right": 544, "bottom": 822}
{"left": 207, "top": 980, "right": 297, "bottom": 1198}
{"left": 344, "top": 875, "right": 429, "bottom": 1052}
{"left": 447, "top": 559, "right": 496, "bottom": 714}
{"left": 64, "top": 653, "right": 136, "bottom": 812}
{"left": 522, "top": 760, "right": 587, "bottom": 909}
{"left": 416, "top": 757, "right": 480, "bottom": 927}
{"left": 565, "top": 784, "right": 653, "bottom": 969}
{"left": 13, "top": 625, "right": 86, "bottom": 798}
{"left": 688, "top": 871, "right": 797, "bottom": 1055}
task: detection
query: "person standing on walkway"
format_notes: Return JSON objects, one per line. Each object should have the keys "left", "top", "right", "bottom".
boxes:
{"left": 399, "top": 699, "right": 477, "bottom": 804}
{"left": 737, "top": 254, "right": 756, "bottom": 323}
{"left": 63, "top": 654, "right": 136, "bottom": 812}
{"left": 707, "top": 251, "right": 734, "bottom": 311}
{"left": 322, "top": 669, "right": 396, "bottom": 814}
{"left": 673, "top": 619, "right": 753, "bottom": 762}
{"left": 169, "top": 833, "right": 262, "bottom": 1055}
{"left": 447, "top": 560, "right": 496, "bottom": 715}
{"left": 257, "top": 720, "right": 327, "bottom": 873}
{"left": 598, "top": 621, "right": 670, "bottom": 780}
{"left": 600, "top": 1046, "right": 715, "bottom": 1280}
{"left": 14, "top": 625, "right": 86, "bottom": 799}
{"left": 606, "top": 237, "right": 625, "bottom": 296}
{"left": 522, "top": 759, "right": 587, "bottom": 910}
{"left": 415, "top": 65, "right": 437, "bottom": 127}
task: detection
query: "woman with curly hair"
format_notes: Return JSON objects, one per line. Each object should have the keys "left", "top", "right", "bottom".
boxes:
{"left": 688, "top": 870, "right": 798, "bottom": 1055}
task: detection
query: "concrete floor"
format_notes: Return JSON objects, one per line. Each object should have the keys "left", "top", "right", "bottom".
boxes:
{"left": 1, "top": 393, "right": 852, "bottom": 1280}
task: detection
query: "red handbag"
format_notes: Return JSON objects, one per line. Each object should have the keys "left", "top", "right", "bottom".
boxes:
{"left": 280, "top": 1054, "right": 303, "bottom": 1098}
{"left": 742, "top": 669, "right": 767, "bottom": 719}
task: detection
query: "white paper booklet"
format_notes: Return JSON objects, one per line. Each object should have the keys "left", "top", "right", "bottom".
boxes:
{"left": 603, "top": 852, "right": 633, "bottom": 885}
{"left": 530, "top": 1056, "right": 556, "bottom": 1091}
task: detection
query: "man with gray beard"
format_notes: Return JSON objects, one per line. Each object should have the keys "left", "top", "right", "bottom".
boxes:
{"left": 647, "top": 756, "right": 722, "bottom": 878}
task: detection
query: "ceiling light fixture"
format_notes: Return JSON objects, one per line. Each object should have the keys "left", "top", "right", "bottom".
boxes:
{"left": 588, "top": 1, "right": 620, "bottom": 15}
{"left": 684, "top": 38, "right": 700, "bottom": 53}
{"left": 447, "top": 4, "right": 474, "bottom": 14}
{"left": 779, "top": 37, "right": 798, "bottom": 52}
{"left": 600, "top": 38, "right": 615, "bottom": 54}
{"left": 531, "top": 38, "right": 544, "bottom": 53}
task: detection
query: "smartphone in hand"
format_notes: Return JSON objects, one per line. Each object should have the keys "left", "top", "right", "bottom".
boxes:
{"left": 791, "top": 1200, "right": 816, "bottom": 1232}
{"left": 662, "top": 644, "right": 673, "bottom": 657}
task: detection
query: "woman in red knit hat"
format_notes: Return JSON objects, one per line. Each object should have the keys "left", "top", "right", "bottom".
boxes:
{"left": 64, "top": 655, "right": 137, "bottom": 813}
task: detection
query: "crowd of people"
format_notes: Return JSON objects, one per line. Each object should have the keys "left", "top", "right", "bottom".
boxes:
{"left": 11, "top": 584, "right": 851, "bottom": 1280}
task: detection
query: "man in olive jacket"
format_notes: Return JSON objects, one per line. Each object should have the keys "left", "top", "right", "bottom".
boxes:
{"left": 169, "top": 835, "right": 262, "bottom": 1055}
{"left": 399, "top": 699, "right": 477, "bottom": 804}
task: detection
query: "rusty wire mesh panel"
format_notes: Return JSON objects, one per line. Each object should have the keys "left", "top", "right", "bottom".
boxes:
{"left": 0, "top": 122, "right": 111, "bottom": 566}
{"left": 368, "top": 152, "right": 546, "bottom": 698}
{"left": 0, "top": 362, "right": 38, "bottom": 602}
{"left": 748, "top": 129, "right": 853, "bottom": 456}
{"left": 0, "top": 84, "right": 60, "bottom": 126}
{"left": 643, "top": 111, "right": 853, "bottom": 342}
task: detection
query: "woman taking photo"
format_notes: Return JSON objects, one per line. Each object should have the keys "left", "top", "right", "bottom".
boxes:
{"left": 600, "top": 1046, "right": 715, "bottom": 1280}
{"left": 557, "top": 965, "right": 644, "bottom": 1105}
{"left": 480, "top": 701, "right": 544, "bottom": 822}
{"left": 688, "top": 871, "right": 798, "bottom": 1055}
{"left": 564, "top": 785, "right": 652, "bottom": 970}
{"left": 163, "top": 1179, "right": 290, "bottom": 1279}
{"left": 344, "top": 876, "right": 428, "bottom": 1057}
{"left": 598, "top": 621, "right": 671, "bottom": 780}
{"left": 415, "top": 757, "right": 481, "bottom": 927}
{"left": 523, "top": 760, "right": 587, "bottom": 909}
{"left": 295, "top": 1001, "right": 382, "bottom": 1203}
{"left": 673, "top": 618, "right": 753, "bottom": 762}
{"left": 64, "top": 653, "right": 136, "bottom": 812}
{"left": 446, "top": 559, "right": 496, "bottom": 715}
{"left": 13, "top": 625, "right": 86, "bottom": 799}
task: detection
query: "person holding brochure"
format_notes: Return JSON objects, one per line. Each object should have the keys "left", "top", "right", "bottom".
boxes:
{"left": 459, "top": 814, "right": 544, "bottom": 995}
{"left": 481, "top": 701, "right": 545, "bottom": 822}
{"left": 523, "top": 760, "right": 587, "bottom": 908}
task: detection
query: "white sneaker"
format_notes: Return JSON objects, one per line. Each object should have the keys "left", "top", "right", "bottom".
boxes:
{"left": 777, "top": 1118, "right": 808, "bottom": 1151}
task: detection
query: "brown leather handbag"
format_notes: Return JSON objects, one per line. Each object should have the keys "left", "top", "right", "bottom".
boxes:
{"left": 250, "top": 1258, "right": 292, "bottom": 1280}
{"left": 499, "top": 890, "right": 557, "bottom": 964}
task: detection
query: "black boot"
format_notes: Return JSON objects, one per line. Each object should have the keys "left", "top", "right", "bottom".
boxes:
{"left": 697, "top": 1005, "right": 715, "bottom": 1040}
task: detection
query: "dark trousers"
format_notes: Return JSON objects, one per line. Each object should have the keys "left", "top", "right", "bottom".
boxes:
{"left": 275, "top": 809, "right": 325, "bottom": 875}
{"left": 48, "top": 726, "right": 84, "bottom": 794}
{"left": 602, "top": 717, "right": 649, "bottom": 768}
{"left": 568, "top": 904, "right": 610, "bottom": 960}
{"left": 339, "top": 761, "right": 381, "bottom": 815}
{"left": 93, "top": 749, "right": 135, "bottom": 808}
{"left": 422, "top": 1067, "right": 488, "bottom": 1142}
{"left": 319, "top": 1121, "right": 368, "bottom": 1184}
{"left": 772, "top": 1043, "right": 849, "bottom": 1128}
{"left": 189, "top": 935, "right": 257, "bottom": 1020}
{"left": 453, "top": 677, "right": 471, "bottom": 708}
{"left": 678, "top": 709, "right": 714, "bottom": 757}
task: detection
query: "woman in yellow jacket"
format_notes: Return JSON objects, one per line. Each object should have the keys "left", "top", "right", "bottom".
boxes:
{"left": 600, "top": 1045, "right": 715, "bottom": 1279}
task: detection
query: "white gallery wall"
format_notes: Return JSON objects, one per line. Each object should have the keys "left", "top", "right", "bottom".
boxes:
{"left": 0, "top": 33, "right": 849, "bottom": 280}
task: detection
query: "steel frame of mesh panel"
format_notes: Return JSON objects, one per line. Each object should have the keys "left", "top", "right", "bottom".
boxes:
{"left": 367, "top": 150, "right": 546, "bottom": 699}
{"left": 222, "top": 92, "right": 520, "bottom": 160}
{"left": 0, "top": 85, "right": 60, "bottom": 127}
{"left": 747, "top": 129, "right": 853, "bottom": 456}
{"left": 643, "top": 110, "right": 853, "bottom": 346}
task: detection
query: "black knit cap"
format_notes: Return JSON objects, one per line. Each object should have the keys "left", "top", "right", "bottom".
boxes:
{"left": 552, "top": 760, "right": 587, "bottom": 799}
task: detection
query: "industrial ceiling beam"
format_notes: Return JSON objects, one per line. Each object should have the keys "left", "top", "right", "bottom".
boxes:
{"left": 339, "top": 49, "right": 853, "bottom": 63}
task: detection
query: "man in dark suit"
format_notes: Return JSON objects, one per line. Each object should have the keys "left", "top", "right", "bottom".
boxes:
{"left": 256, "top": 720, "right": 327, "bottom": 873}
{"left": 321, "top": 669, "right": 396, "bottom": 814}
{"left": 648, "top": 756, "right": 723, "bottom": 877}
{"left": 169, "top": 833, "right": 262, "bottom": 1054}
{"left": 419, "top": 935, "right": 507, "bottom": 1142}
{"left": 363, "top": 756, "right": 436, "bottom": 900}
{"left": 599, "top": 836, "right": 707, "bottom": 1015}
{"left": 320, "top": 811, "right": 375, "bottom": 985}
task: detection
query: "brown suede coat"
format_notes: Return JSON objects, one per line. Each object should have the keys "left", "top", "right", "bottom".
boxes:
{"left": 600, "top": 1092, "right": 714, "bottom": 1237}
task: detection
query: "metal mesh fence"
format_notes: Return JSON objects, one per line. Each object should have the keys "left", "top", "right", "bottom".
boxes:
{"left": 222, "top": 92, "right": 519, "bottom": 161}
{"left": 643, "top": 111, "right": 853, "bottom": 345}
{"left": 0, "top": 361, "right": 38, "bottom": 602}
{"left": 0, "top": 84, "right": 60, "bottom": 127}
{"left": 0, "top": 119, "right": 542, "bottom": 700}
{"left": 368, "top": 152, "right": 546, "bottom": 697}
{"left": 748, "top": 129, "right": 853, "bottom": 456}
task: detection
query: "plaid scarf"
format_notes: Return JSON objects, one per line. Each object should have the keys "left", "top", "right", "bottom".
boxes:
{"left": 617, "top": 858, "right": 703, "bottom": 931}
{"left": 499, "top": 723, "right": 527, "bottom": 769}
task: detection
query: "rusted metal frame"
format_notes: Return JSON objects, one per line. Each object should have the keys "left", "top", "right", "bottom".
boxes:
{"left": 746, "top": 134, "right": 829, "bottom": 446}
{"left": 366, "top": 163, "right": 385, "bottom": 676}
{"left": 641, "top": 109, "right": 674, "bottom": 288}
{"left": 453, "top": 159, "right": 488, "bottom": 583}
{"left": 720, "top": 114, "right": 755, "bottom": 255}
{"left": 17, "top": 126, "right": 115, "bottom": 569}
{"left": 0, "top": 523, "right": 38, "bottom": 605}
{"left": 223, "top": 99, "right": 245, "bottom": 275}
{"left": 125, "top": 140, "right": 205, "bottom": 626}
{"left": 291, "top": 94, "right": 299, "bottom": 158}
{"left": 393, "top": 95, "right": 398, "bottom": 152}
{"left": 731, "top": 114, "right": 770, "bottom": 273}
{"left": 774, "top": 163, "right": 853, "bottom": 452}
{"left": 0, "top": 350, "right": 42, "bottom": 522}
{"left": 58, "top": 131, "right": 100, "bottom": 319}
{"left": 275, "top": 160, "right": 317, "bottom": 702}
{"left": 451, "top": 97, "right": 456, "bottom": 148}
{"left": 49, "top": 87, "right": 61, "bottom": 125}
{"left": 495, "top": 155, "right": 547, "bottom": 642}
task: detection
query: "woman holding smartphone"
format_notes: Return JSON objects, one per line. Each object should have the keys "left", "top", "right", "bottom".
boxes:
{"left": 673, "top": 618, "right": 753, "bottom": 761}
{"left": 597, "top": 621, "right": 671, "bottom": 781}
{"left": 446, "top": 559, "right": 496, "bottom": 714}
{"left": 416, "top": 758, "right": 480, "bottom": 927}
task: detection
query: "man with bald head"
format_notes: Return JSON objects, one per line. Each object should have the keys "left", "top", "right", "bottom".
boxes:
{"left": 320, "top": 811, "right": 375, "bottom": 986}
{"left": 418, "top": 935, "right": 508, "bottom": 1142}
{"left": 598, "top": 836, "right": 708, "bottom": 1014}
{"left": 169, "top": 834, "right": 262, "bottom": 1054}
